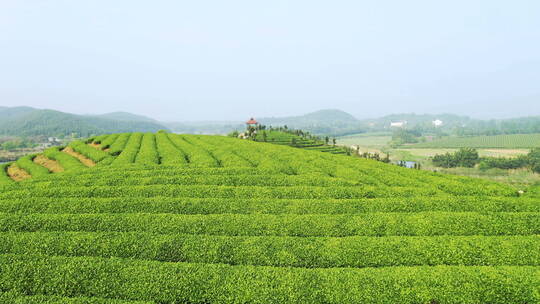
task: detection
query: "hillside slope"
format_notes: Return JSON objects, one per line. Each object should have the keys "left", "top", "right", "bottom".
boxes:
{"left": 0, "top": 107, "right": 168, "bottom": 137}
{"left": 92, "top": 111, "right": 158, "bottom": 123}
{"left": 251, "top": 130, "right": 349, "bottom": 154}
{"left": 0, "top": 133, "right": 538, "bottom": 303}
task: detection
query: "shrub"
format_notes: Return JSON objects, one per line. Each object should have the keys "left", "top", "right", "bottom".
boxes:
{"left": 432, "top": 148, "right": 479, "bottom": 168}
{"left": 479, "top": 155, "right": 529, "bottom": 170}
{"left": 529, "top": 148, "right": 540, "bottom": 173}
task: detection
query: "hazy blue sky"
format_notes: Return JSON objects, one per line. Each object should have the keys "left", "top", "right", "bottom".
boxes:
{"left": 0, "top": 1, "right": 539, "bottom": 121}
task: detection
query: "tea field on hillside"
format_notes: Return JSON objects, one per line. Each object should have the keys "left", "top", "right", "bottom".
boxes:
{"left": 252, "top": 130, "right": 349, "bottom": 154}
{"left": 0, "top": 132, "right": 538, "bottom": 303}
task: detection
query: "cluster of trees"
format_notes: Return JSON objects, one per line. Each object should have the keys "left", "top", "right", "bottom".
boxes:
{"left": 231, "top": 125, "right": 328, "bottom": 143}
{"left": 478, "top": 149, "right": 540, "bottom": 173}
{"left": 390, "top": 129, "right": 422, "bottom": 146}
{"left": 455, "top": 117, "right": 540, "bottom": 136}
{"left": 366, "top": 113, "right": 540, "bottom": 137}
{"left": 530, "top": 149, "right": 540, "bottom": 173}
{"left": 0, "top": 138, "right": 37, "bottom": 151}
{"left": 478, "top": 156, "right": 530, "bottom": 170}
{"left": 432, "top": 148, "right": 480, "bottom": 168}
{"left": 323, "top": 136, "right": 337, "bottom": 146}
{"left": 432, "top": 148, "right": 540, "bottom": 173}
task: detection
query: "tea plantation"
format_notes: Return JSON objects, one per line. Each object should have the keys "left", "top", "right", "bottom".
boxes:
{"left": 0, "top": 132, "right": 538, "bottom": 303}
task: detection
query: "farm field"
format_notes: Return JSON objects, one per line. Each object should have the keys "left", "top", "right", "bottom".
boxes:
{"left": 390, "top": 148, "right": 530, "bottom": 161}
{"left": 409, "top": 133, "right": 540, "bottom": 149}
{"left": 335, "top": 134, "right": 530, "bottom": 163}
{"left": 336, "top": 133, "right": 392, "bottom": 149}
{"left": 389, "top": 149, "right": 536, "bottom": 187}
{"left": 430, "top": 167, "right": 540, "bottom": 188}
{"left": 0, "top": 132, "right": 539, "bottom": 303}
{"left": 0, "top": 146, "right": 46, "bottom": 163}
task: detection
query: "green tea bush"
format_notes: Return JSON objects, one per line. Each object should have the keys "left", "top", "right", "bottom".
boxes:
{"left": 0, "top": 164, "right": 12, "bottom": 185}
{"left": 155, "top": 132, "right": 188, "bottom": 165}
{"left": 134, "top": 133, "right": 159, "bottom": 165}
{"left": 1, "top": 196, "right": 538, "bottom": 215}
{"left": 98, "top": 133, "right": 119, "bottom": 149}
{"left": 69, "top": 141, "right": 111, "bottom": 163}
{"left": 107, "top": 133, "right": 131, "bottom": 156}
{"left": 42, "top": 147, "right": 87, "bottom": 171}
{"left": 15, "top": 155, "right": 50, "bottom": 178}
{"left": 1, "top": 254, "right": 538, "bottom": 303}
{"left": 1, "top": 232, "right": 538, "bottom": 268}
{"left": 0, "top": 212, "right": 538, "bottom": 237}
{"left": 167, "top": 134, "right": 219, "bottom": 167}
{"left": 112, "top": 133, "right": 143, "bottom": 165}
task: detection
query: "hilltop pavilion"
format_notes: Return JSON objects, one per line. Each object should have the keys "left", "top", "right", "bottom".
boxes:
{"left": 246, "top": 118, "right": 259, "bottom": 128}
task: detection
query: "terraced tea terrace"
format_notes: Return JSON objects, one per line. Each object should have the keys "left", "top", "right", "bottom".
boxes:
{"left": 252, "top": 130, "right": 349, "bottom": 154}
{"left": 0, "top": 132, "right": 538, "bottom": 303}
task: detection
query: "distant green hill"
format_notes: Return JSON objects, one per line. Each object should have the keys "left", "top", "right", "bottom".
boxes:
{"left": 0, "top": 107, "right": 168, "bottom": 137}
{"left": 359, "top": 113, "right": 472, "bottom": 131}
{"left": 93, "top": 111, "right": 158, "bottom": 123}
{"left": 166, "top": 109, "right": 365, "bottom": 136}
{"left": 259, "top": 109, "right": 362, "bottom": 136}
{"left": 359, "top": 113, "right": 540, "bottom": 136}
{"left": 262, "top": 109, "right": 358, "bottom": 124}
{"left": 164, "top": 121, "right": 244, "bottom": 135}
{"left": 0, "top": 106, "right": 37, "bottom": 120}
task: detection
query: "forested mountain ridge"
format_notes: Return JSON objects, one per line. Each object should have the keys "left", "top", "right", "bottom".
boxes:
{"left": 359, "top": 113, "right": 471, "bottom": 129}
{"left": 359, "top": 113, "right": 540, "bottom": 136}
{"left": 0, "top": 107, "right": 168, "bottom": 137}
{"left": 454, "top": 116, "right": 540, "bottom": 135}
{"left": 259, "top": 109, "right": 362, "bottom": 136}
{"left": 260, "top": 109, "right": 358, "bottom": 125}
{"left": 166, "top": 109, "right": 364, "bottom": 136}
{"left": 3, "top": 106, "right": 540, "bottom": 137}
{"left": 91, "top": 111, "right": 158, "bottom": 123}
{"left": 166, "top": 110, "right": 540, "bottom": 137}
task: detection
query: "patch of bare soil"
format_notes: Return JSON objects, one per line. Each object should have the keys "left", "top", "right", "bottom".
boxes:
{"left": 104, "top": 148, "right": 111, "bottom": 152}
{"left": 7, "top": 164, "right": 31, "bottom": 181}
{"left": 33, "top": 154, "right": 64, "bottom": 173}
{"left": 62, "top": 147, "right": 96, "bottom": 167}
{"left": 88, "top": 142, "right": 101, "bottom": 149}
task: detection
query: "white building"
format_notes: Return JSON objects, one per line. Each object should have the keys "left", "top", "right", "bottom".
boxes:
{"left": 432, "top": 119, "right": 443, "bottom": 127}
{"left": 390, "top": 121, "right": 406, "bottom": 128}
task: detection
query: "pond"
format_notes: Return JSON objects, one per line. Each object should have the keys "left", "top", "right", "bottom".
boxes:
{"left": 395, "top": 161, "right": 417, "bottom": 169}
